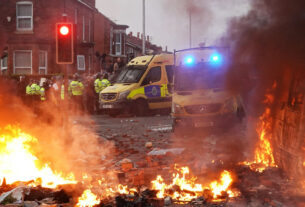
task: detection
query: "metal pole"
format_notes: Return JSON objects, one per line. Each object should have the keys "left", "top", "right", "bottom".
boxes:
{"left": 142, "top": 0, "right": 146, "bottom": 55}
{"left": 189, "top": 11, "right": 192, "bottom": 48}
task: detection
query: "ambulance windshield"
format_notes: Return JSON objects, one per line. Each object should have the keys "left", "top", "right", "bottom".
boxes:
{"left": 116, "top": 65, "right": 147, "bottom": 83}
{"left": 175, "top": 63, "right": 225, "bottom": 91}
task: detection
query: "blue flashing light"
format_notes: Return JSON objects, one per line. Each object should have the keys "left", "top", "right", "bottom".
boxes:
{"left": 184, "top": 56, "right": 195, "bottom": 65}
{"left": 210, "top": 53, "right": 222, "bottom": 66}
{"left": 212, "top": 55, "right": 220, "bottom": 62}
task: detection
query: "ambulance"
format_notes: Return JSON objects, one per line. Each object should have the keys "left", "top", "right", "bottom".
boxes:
{"left": 172, "top": 47, "right": 245, "bottom": 133}
{"left": 100, "top": 54, "right": 174, "bottom": 116}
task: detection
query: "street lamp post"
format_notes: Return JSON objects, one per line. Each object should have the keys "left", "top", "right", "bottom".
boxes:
{"left": 142, "top": 0, "right": 146, "bottom": 55}
{"left": 189, "top": 11, "right": 192, "bottom": 48}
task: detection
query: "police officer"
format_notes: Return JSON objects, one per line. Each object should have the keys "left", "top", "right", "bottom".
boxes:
{"left": 30, "top": 80, "right": 41, "bottom": 101}
{"left": 26, "top": 79, "right": 32, "bottom": 95}
{"left": 61, "top": 82, "right": 65, "bottom": 101}
{"left": 68, "top": 74, "right": 84, "bottom": 112}
{"left": 94, "top": 73, "right": 103, "bottom": 112}
{"left": 40, "top": 82, "right": 47, "bottom": 101}
{"left": 101, "top": 73, "right": 111, "bottom": 90}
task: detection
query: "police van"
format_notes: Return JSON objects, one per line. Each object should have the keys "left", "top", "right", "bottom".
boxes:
{"left": 100, "top": 54, "right": 174, "bottom": 116}
{"left": 172, "top": 47, "right": 245, "bottom": 133}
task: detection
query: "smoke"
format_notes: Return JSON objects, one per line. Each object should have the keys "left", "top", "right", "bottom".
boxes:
{"left": 224, "top": 0, "right": 305, "bottom": 116}
{"left": 170, "top": 0, "right": 305, "bottom": 175}
{"left": 221, "top": 0, "right": 305, "bottom": 176}
{"left": 0, "top": 77, "right": 115, "bottom": 183}
{"left": 158, "top": 0, "right": 249, "bottom": 49}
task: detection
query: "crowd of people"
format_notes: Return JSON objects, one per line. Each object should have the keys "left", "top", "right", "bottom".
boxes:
{"left": 10, "top": 57, "right": 127, "bottom": 115}
{"left": 19, "top": 72, "right": 110, "bottom": 114}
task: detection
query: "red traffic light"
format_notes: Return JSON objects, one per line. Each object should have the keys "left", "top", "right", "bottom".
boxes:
{"left": 59, "top": 25, "right": 69, "bottom": 36}
{"left": 56, "top": 23, "right": 74, "bottom": 64}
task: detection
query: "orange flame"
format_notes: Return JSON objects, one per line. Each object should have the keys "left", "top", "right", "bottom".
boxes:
{"left": 210, "top": 170, "right": 240, "bottom": 198}
{"left": 151, "top": 166, "right": 239, "bottom": 202}
{"left": 0, "top": 125, "right": 76, "bottom": 188}
{"left": 243, "top": 89, "right": 278, "bottom": 172}
{"left": 76, "top": 189, "right": 101, "bottom": 207}
{"left": 117, "top": 184, "right": 137, "bottom": 195}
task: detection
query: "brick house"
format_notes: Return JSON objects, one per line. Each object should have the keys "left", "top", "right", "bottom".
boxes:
{"left": 126, "top": 32, "right": 163, "bottom": 62}
{"left": 94, "top": 11, "right": 128, "bottom": 72}
{"left": 0, "top": 0, "right": 96, "bottom": 76}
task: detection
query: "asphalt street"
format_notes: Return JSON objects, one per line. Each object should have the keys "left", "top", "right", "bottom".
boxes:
{"left": 72, "top": 114, "right": 248, "bottom": 173}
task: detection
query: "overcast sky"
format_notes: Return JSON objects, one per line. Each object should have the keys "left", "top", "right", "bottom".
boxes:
{"left": 96, "top": 0, "right": 250, "bottom": 51}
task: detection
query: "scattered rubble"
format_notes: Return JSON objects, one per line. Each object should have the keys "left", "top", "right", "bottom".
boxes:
{"left": 0, "top": 186, "right": 71, "bottom": 206}
{"left": 145, "top": 142, "right": 153, "bottom": 149}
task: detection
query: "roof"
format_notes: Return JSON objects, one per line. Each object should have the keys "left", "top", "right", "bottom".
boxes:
{"left": 126, "top": 34, "right": 162, "bottom": 52}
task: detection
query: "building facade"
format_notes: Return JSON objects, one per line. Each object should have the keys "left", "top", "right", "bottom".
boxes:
{"left": 0, "top": 0, "right": 164, "bottom": 76}
{"left": 126, "top": 32, "right": 163, "bottom": 62}
{"left": 94, "top": 12, "right": 128, "bottom": 72}
{"left": 0, "top": 0, "right": 96, "bottom": 76}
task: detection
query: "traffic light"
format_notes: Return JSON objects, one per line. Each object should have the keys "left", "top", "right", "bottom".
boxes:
{"left": 56, "top": 23, "right": 74, "bottom": 64}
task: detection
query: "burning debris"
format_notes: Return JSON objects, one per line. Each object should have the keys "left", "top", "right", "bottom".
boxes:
{"left": 241, "top": 84, "right": 278, "bottom": 173}
{"left": 151, "top": 166, "right": 239, "bottom": 203}
{"left": 0, "top": 125, "right": 76, "bottom": 188}
{"left": 76, "top": 189, "right": 101, "bottom": 207}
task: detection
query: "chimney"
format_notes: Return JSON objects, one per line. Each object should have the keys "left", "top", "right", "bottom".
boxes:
{"left": 129, "top": 32, "right": 133, "bottom": 37}
{"left": 165, "top": 46, "right": 168, "bottom": 52}
{"left": 147, "top": 35, "right": 149, "bottom": 42}
{"left": 137, "top": 32, "right": 140, "bottom": 38}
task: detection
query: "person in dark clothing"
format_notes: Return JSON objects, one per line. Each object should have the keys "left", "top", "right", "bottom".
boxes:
{"left": 86, "top": 74, "right": 95, "bottom": 114}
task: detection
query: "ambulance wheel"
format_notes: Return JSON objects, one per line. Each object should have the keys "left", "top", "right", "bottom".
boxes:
{"left": 134, "top": 99, "right": 149, "bottom": 117}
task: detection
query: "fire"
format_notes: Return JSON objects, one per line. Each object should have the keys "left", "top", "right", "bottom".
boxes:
{"left": 151, "top": 166, "right": 239, "bottom": 202}
{"left": 117, "top": 184, "right": 137, "bottom": 195}
{"left": 243, "top": 88, "right": 278, "bottom": 172}
{"left": 0, "top": 125, "right": 76, "bottom": 188}
{"left": 210, "top": 170, "right": 239, "bottom": 198}
{"left": 76, "top": 189, "right": 100, "bottom": 207}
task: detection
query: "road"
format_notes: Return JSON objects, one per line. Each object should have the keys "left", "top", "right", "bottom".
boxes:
{"left": 73, "top": 114, "right": 248, "bottom": 174}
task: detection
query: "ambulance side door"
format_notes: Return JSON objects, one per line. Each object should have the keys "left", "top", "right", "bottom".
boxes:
{"left": 141, "top": 66, "right": 163, "bottom": 109}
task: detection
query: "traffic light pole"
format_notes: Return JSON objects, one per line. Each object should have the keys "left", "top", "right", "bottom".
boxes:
{"left": 62, "top": 63, "right": 70, "bottom": 139}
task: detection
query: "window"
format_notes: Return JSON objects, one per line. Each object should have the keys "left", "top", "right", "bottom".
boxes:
{"left": 16, "top": 2, "right": 33, "bottom": 30}
{"left": 1, "top": 56, "right": 8, "bottom": 75}
{"left": 115, "top": 33, "right": 122, "bottom": 55}
{"left": 82, "top": 16, "right": 85, "bottom": 41}
{"left": 165, "top": 65, "right": 174, "bottom": 83}
{"left": 141, "top": 66, "right": 161, "bottom": 86}
{"left": 116, "top": 65, "right": 147, "bottom": 83}
{"left": 77, "top": 55, "right": 85, "bottom": 70}
{"left": 39, "top": 51, "right": 47, "bottom": 74}
{"left": 14, "top": 50, "right": 32, "bottom": 74}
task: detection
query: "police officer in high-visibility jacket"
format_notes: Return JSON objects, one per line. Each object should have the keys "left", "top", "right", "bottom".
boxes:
{"left": 68, "top": 74, "right": 84, "bottom": 112}
{"left": 30, "top": 80, "right": 41, "bottom": 101}
{"left": 40, "top": 87, "right": 46, "bottom": 101}
{"left": 40, "top": 81, "right": 48, "bottom": 101}
{"left": 61, "top": 84, "right": 65, "bottom": 101}
{"left": 101, "top": 73, "right": 111, "bottom": 91}
{"left": 94, "top": 73, "right": 103, "bottom": 112}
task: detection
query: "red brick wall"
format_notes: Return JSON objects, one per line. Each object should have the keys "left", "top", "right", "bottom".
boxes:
{"left": 0, "top": 0, "right": 95, "bottom": 75}
{"left": 94, "top": 12, "right": 112, "bottom": 72}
